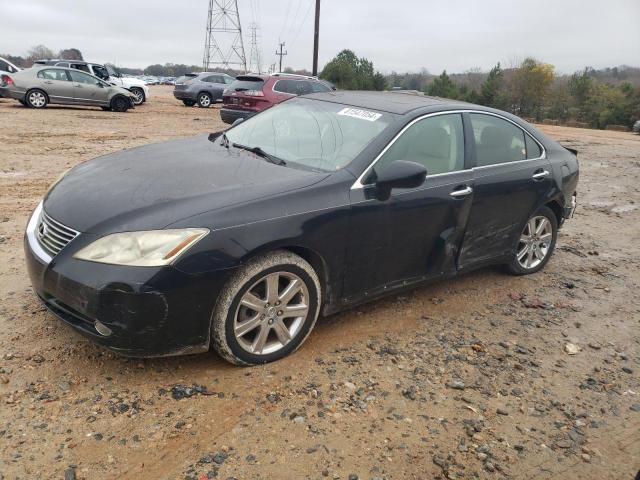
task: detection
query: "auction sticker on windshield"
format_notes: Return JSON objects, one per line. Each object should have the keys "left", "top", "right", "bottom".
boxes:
{"left": 337, "top": 107, "right": 382, "bottom": 122}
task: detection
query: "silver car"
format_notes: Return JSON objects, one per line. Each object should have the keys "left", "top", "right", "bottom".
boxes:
{"left": 0, "top": 66, "right": 136, "bottom": 112}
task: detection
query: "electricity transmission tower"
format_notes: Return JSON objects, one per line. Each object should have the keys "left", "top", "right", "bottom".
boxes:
{"left": 247, "top": 23, "right": 262, "bottom": 73}
{"left": 203, "top": 0, "right": 247, "bottom": 72}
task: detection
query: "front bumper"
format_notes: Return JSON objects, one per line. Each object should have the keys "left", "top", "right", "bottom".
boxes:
{"left": 24, "top": 205, "right": 231, "bottom": 357}
{"left": 220, "top": 108, "right": 257, "bottom": 124}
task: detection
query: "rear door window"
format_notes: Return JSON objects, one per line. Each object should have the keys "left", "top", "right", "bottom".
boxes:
{"left": 37, "top": 69, "right": 71, "bottom": 81}
{"left": 274, "top": 79, "right": 307, "bottom": 95}
{"left": 469, "top": 113, "right": 526, "bottom": 167}
{"left": 70, "top": 63, "right": 91, "bottom": 74}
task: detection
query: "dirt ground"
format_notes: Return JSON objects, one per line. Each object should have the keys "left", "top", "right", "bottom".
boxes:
{"left": 0, "top": 87, "right": 638, "bottom": 480}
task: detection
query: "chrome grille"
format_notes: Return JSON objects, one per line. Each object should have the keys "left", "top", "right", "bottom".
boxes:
{"left": 37, "top": 210, "right": 79, "bottom": 257}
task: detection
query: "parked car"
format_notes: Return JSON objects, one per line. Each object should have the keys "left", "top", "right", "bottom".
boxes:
{"left": 0, "top": 66, "right": 136, "bottom": 111}
{"left": 35, "top": 60, "right": 149, "bottom": 105}
{"left": 220, "top": 73, "right": 333, "bottom": 124}
{"left": 633, "top": 120, "right": 640, "bottom": 134}
{"left": 0, "top": 57, "right": 20, "bottom": 97}
{"left": 24, "top": 92, "right": 578, "bottom": 364}
{"left": 0, "top": 57, "right": 20, "bottom": 75}
{"left": 173, "top": 72, "right": 235, "bottom": 107}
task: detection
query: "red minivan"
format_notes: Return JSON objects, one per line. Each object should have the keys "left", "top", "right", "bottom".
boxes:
{"left": 220, "top": 73, "right": 334, "bottom": 124}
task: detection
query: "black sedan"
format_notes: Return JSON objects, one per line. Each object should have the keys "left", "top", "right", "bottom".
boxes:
{"left": 24, "top": 92, "right": 579, "bottom": 365}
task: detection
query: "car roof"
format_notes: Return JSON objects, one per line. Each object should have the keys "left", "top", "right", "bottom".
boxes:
{"left": 303, "top": 90, "right": 471, "bottom": 115}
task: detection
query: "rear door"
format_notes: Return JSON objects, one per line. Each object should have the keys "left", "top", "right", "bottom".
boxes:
{"left": 458, "top": 112, "right": 552, "bottom": 268}
{"left": 345, "top": 112, "right": 474, "bottom": 298}
{"left": 69, "top": 70, "right": 110, "bottom": 105}
{"left": 36, "top": 69, "right": 75, "bottom": 103}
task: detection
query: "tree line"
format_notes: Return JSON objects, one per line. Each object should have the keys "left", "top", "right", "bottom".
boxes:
{"left": 4, "top": 44, "right": 638, "bottom": 130}
{"left": 320, "top": 50, "right": 640, "bottom": 130}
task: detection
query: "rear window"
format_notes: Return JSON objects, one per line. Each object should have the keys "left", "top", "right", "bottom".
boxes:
{"left": 227, "top": 77, "right": 264, "bottom": 93}
{"left": 176, "top": 74, "right": 198, "bottom": 84}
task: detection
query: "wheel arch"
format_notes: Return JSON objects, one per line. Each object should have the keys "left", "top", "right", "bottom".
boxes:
{"left": 544, "top": 199, "right": 564, "bottom": 226}
{"left": 240, "top": 243, "right": 331, "bottom": 308}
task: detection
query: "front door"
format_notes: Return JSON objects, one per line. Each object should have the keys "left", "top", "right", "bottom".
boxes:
{"left": 344, "top": 113, "right": 474, "bottom": 300}
{"left": 69, "top": 70, "right": 110, "bottom": 106}
{"left": 458, "top": 112, "right": 553, "bottom": 268}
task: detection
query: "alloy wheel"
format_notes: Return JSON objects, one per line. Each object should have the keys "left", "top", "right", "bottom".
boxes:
{"left": 131, "top": 89, "right": 144, "bottom": 105}
{"left": 29, "top": 91, "right": 46, "bottom": 108}
{"left": 198, "top": 94, "right": 211, "bottom": 107}
{"left": 233, "top": 271, "right": 310, "bottom": 355}
{"left": 516, "top": 216, "right": 553, "bottom": 269}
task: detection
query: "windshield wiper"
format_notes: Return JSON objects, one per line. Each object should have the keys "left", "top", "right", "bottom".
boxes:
{"left": 232, "top": 143, "right": 286, "bottom": 166}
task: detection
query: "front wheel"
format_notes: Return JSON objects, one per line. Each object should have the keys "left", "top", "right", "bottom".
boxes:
{"left": 130, "top": 87, "right": 145, "bottom": 105}
{"left": 505, "top": 206, "right": 557, "bottom": 275}
{"left": 211, "top": 250, "right": 321, "bottom": 365}
{"left": 110, "top": 96, "right": 130, "bottom": 112}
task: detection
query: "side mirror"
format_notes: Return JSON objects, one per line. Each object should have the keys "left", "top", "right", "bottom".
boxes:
{"left": 375, "top": 160, "right": 426, "bottom": 201}
{"left": 231, "top": 118, "right": 244, "bottom": 127}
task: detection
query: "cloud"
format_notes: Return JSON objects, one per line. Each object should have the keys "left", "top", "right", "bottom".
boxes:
{"left": 1, "top": 0, "right": 638, "bottom": 73}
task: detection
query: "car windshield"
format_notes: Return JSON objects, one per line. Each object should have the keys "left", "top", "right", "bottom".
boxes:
{"left": 224, "top": 98, "right": 395, "bottom": 172}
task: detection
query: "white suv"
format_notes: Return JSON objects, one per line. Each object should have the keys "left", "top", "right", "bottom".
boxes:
{"left": 34, "top": 60, "right": 150, "bottom": 105}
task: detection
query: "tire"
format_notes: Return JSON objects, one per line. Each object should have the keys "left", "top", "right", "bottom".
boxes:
{"left": 25, "top": 89, "right": 48, "bottom": 108}
{"left": 505, "top": 206, "right": 558, "bottom": 275}
{"left": 182, "top": 99, "right": 196, "bottom": 107}
{"left": 101, "top": 106, "right": 111, "bottom": 111}
{"left": 211, "top": 250, "right": 321, "bottom": 365}
{"left": 197, "top": 92, "right": 212, "bottom": 108}
{"left": 110, "top": 96, "right": 129, "bottom": 112}
{"left": 130, "top": 87, "right": 145, "bottom": 105}
{"left": 18, "top": 99, "right": 26, "bottom": 106}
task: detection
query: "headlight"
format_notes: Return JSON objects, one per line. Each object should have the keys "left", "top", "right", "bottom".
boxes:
{"left": 73, "top": 229, "right": 209, "bottom": 266}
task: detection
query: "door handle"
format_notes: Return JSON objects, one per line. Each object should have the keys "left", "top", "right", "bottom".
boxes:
{"left": 450, "top": 186, "right": 473, "bottom": 198}
{"left": 44, "top": 80, "right": 54, "bottom": 84}
{"left": 532, "top": 170, "right": 550, "bottom": 180}
{"left": 74, "top": 84, "right": 83, "bottom": 88}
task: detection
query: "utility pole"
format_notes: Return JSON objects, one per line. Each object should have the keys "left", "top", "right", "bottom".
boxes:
{"left": 203, "top": 0, "right": 247, "bottom": 72}
{"left": 275, "top": 42, "right": 287, "bottom": 73}
{"left": 312, "top": 0, "right": 320, "bottom": 76}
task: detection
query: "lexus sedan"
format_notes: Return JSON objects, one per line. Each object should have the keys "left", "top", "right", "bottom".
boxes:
{"left": 0, "top": 66, "right": 135, "bottom": 111}
{"left": 24, "top": 92, "right": 579, "bottom": 365}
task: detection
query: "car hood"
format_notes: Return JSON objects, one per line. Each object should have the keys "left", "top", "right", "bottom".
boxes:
{"left": 121, "top": 77, "right": 147, "bottom": 87}
{"left": 44, "top": 134, "right": 329, "bottom": 233}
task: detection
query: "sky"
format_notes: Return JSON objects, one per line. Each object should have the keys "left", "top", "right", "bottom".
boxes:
{"left": 1, "top": 0, "right": 639, "bottom": 74}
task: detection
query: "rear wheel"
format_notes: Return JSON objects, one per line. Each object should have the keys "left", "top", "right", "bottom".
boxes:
{"left": 197, "top": 92, "right": 212, "bottom": 108}
{"left": 26, "top": 89, "right": 48, "bottom": 108}
{"left": 110, "top": 96, "right": 130, "bottom": 112}
{"left": 211, "top": 250, "right": 321, "bottom": 365}
{"left": 182, "top": 99, "right": 196, "bottom": 107}
{"left": 130, "top": 87, "right": 145, "bottom": 105}
{"left": 506, "top": 206, "right": 557, "bottom": 275}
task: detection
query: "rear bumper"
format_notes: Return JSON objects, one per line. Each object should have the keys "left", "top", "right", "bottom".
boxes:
{"left": 0, "top": 86, "right": 24, "bottom": 101}
{"left": 220, "top": 108, "right": 257, "bottom": 124}
{"left": 173, "top": 90, "right": 196, "bottom": 101}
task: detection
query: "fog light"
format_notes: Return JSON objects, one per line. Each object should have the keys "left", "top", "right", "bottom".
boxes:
{"left": 94, "top": 320, "right": 112, "bottom": 337}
